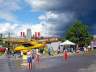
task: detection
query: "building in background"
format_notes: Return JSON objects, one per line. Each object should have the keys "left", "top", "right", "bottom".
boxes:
{"left": 35, "top": 32, "right": 41, "bottom": 39}
{"left": 26, "top": 28, "right": 32, "bottom": 40}
{"left": 20, "top": 32, "right": 25, "bottom": 38}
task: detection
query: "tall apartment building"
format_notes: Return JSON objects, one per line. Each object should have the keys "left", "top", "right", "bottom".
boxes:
{"left": 26, "top": 28, "right": 32, "bottom": 40}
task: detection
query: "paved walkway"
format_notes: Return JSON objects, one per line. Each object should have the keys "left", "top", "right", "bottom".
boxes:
{"left": 0, "top": 54, "right": 96, "bottom": 72}
{"left": 78, "top": 63, "right": 96, "bottom": 72}
{"left": 0, "top": 55, "right": 10, "bottom": 72}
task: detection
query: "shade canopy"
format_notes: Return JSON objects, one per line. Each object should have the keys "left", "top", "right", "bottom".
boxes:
{"left": 60, "top": 40, "right": 75, "bottom": 45}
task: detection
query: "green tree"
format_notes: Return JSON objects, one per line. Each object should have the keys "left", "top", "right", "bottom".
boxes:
{"left": 0, "top": 34, "right": 3, "bottom": 46}
{"left": 58, "top": 38, "right": 65, "bottom": 42}
{"left": 65, "top": 21, "right": 93, "bottom": 47}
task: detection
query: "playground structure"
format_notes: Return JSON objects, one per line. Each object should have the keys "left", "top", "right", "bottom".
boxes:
{"left": 14, "top": 40, "right": 45, "bottom": 53}
{"left": 3, "top": 37, "right": 59, "bottom": 53}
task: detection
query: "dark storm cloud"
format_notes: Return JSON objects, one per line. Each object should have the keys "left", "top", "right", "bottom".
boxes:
{"left": 32, "top": 0, "right": 96, "bottom": 13}
{"left": 30, "top": 0, "right": 96, "bottom": 35}
{"left": 52, "top": 0, "right": 96, "bottom": 35}
{"left": 49, "top": 13, "right": 75, "bottom": 32}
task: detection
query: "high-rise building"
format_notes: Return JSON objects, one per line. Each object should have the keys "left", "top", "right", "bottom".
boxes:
{"left": 26, "top": 28, "right": 32, "bottom": 40}
{"left": 20, "top": 32, "right": 25, "bottom": 37}
{"left": 34, "top": 32, "right": 41, "bottom": 39}
{"left": 0, "top": 34, "right": 3, "bottom": 38}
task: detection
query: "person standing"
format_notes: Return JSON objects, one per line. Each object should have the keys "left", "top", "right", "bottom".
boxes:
{"left": 20, "top": 50, "right": 23, "bottom": 58}
{"left": 5, "top": 48, "right": 8, "bottom": 56}
{"left": 32, "top": 49, "right": 35, "bottom": 63}
{"left": 76, "top": 49, "right": 80, "bottom": 56}
{"left": 48, "top": 43, "right": 53, "bottom": 56}
{"left": 36, "top": 49, "right": 40, "bottom": 64}
{"left": 27, "top": 50, "right": 32, "bottom": 70}
{"left": 57, "top": 46, "right": 60, "bottom": 54}
{"left": 48, "top": 47, "right": 51, "bottom": 56}
{"left": 64, "top": 50, "right": 68, "bottom": 61}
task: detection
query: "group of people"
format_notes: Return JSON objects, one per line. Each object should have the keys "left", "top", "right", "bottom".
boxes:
{"left": 21, "top": 49, "right": 40, "bottom": 70}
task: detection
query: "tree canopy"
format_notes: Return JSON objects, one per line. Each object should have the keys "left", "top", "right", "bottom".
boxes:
{"left": 65, "top": 21, "right": 93, "bottom": 47}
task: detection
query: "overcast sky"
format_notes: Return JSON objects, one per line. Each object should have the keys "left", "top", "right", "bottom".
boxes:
{"left": 0, "top": 0, "right": 96, "bottom": 37}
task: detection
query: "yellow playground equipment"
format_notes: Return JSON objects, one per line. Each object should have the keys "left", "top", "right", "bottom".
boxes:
{"left": 14, "top": 40, "right": 45, "bottom": 53}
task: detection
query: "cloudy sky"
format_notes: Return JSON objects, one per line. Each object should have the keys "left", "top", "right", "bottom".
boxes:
{"left": 0, "top": 0, "right": 96, "bottom": 37}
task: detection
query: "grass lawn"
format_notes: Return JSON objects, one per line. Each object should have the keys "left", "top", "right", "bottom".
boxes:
{"left": 0, "top": 52, "right": 4, "bottom": 56}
